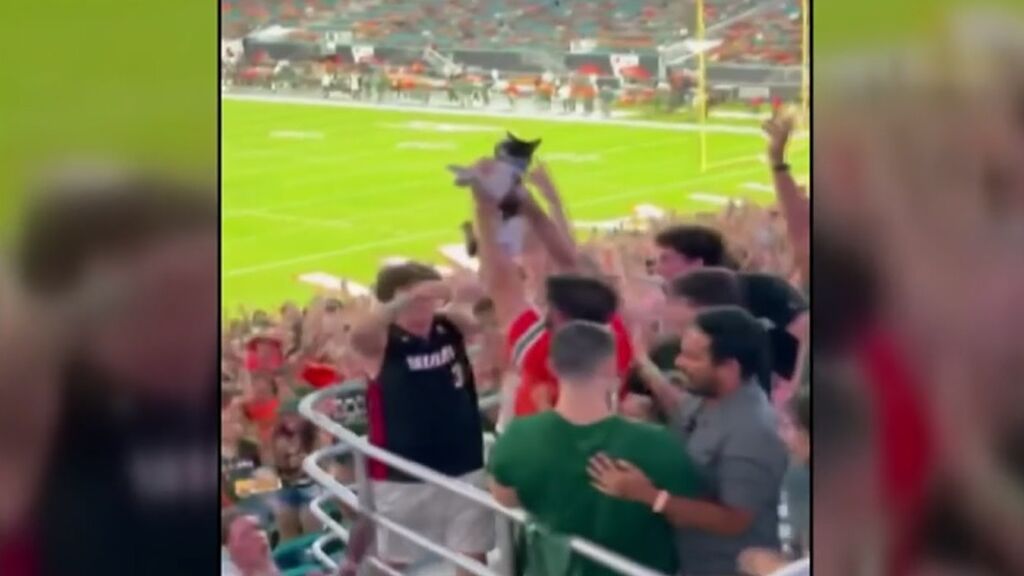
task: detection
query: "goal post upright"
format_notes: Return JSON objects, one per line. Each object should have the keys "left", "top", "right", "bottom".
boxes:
{"left": 696, "top": 0, "right": 709, "bottom": 173}
{"left": 801, "top": 0, "right": 810, "bottom": 127}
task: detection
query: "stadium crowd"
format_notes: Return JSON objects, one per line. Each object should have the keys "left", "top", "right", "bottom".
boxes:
{"left": 218, "top": 111, "right": 812, "bottom": 576}
{"left": 221, "top": 0, "right": 802, "bottom": 63}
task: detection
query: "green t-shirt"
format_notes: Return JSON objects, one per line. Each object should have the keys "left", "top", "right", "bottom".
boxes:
{"left": 488, "top": 412, "right": 706, "bottom": 576}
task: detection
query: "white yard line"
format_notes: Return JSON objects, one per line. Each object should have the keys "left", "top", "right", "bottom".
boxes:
{"left": 633, "top": 204, "right": 666, "bottom": 219}
{"left": 689, "top": 193, "right": 732, "bottom": 205}
{"left": 225, "top": 156, "right": 797, "bottom": 279}
{"left": 438, "top": 244, "right": 479, "bottom": 272}
{"left": 574, "top": 163, "right": 767, "bottom": 208}
{"left": 297, "top": 272, "right": 373, "bottom": 297}
{"left": 226, "top": 210, "right": 353, "bottom": 229}
{"left": 223, "top": 93, "right": 769, "bottom": 135}
{"left": 741, "top": 182, "right": 775, "bottom": 192}
{"left": 224, "top": 178, "right": 434, "bottom": 215}
{"left": 225, "top": 229, "right": 453, "bottom": 277}
{"left": 706, "top": 154, "right": 765, "bottom": 170}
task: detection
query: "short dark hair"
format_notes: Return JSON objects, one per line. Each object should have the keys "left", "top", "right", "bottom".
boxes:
{"left": 551, "top": 321, "right": 616, "bottom": 381}
{"left": 693, "top": 305, "right": 768, "bottom": 380}
{"left": 546, "top": 274, "right": 619, "bottom": 323}
{"left": 374, "top": 262, "right": 441, "bottom": 303}
{"left": 668, "top": 267, "right": 744, "bottom": 307}
{"left": 655, "top": 225, "right": 725, "bottom": 267}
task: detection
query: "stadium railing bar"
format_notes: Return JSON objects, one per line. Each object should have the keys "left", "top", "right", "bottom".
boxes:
{"left": 299, "top": 382, "right": 672, "bottom": 576}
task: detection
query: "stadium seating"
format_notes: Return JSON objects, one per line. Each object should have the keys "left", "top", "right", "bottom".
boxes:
{"left": 220, "top": 0, "right": 803, "bottom": 64}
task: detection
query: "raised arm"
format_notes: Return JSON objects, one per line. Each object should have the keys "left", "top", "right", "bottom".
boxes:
{"left": 633, "top": 354, "right": 686, "bottom": 418}
{"left": 519, "top": 188, "right": 577, "bottom": 273}
{"left": 348, "top": 280, "right": 451, "bottom": 375}
{"left": 628, "top": 328, "right": 687, "bottom": 416}
{"left": 763, "top": 114, "right": 809, "bottom": 281}
{"left": 527, "top": 161, "right": 577, "bottom": 256}
{"left": 468, "top": 164, "right": 530, "bottom": 329}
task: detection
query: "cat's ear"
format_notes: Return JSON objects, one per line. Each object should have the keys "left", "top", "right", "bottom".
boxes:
{"left": 507, "top": 132, "right": 541, "bottom": 150}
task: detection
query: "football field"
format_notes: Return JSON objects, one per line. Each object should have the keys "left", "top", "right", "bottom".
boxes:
{"left": 222, "top": 96, "right": 808, "bottom": 311}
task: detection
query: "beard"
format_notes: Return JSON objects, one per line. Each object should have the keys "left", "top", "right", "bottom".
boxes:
{"left": 683, "top": 372, "right": 720, "bottom": 398}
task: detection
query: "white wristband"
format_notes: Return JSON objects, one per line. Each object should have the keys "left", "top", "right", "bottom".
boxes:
{"left": 652, "top": 490, "right": 669, "bottom": 514}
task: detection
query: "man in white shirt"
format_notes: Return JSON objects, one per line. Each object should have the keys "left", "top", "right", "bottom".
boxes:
{"left": 321, "top": 73, "right": 332, "bottom": 98}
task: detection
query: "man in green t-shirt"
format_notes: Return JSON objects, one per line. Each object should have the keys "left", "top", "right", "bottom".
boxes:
{"left": 488, "top": 321, "right": 706, "bottom": 576}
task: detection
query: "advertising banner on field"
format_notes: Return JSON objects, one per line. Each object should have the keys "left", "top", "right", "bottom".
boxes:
{"left": 352, "top": 44, "right": 375, "bottom": 62}
{"left": 221, "top": 39, "right": 244, "bottom": 63}
{"left": 570, "top": 39, "right": 598, "bottom": 54}
{"left": 609, "top": 54, "right": 640, "bottom": 77}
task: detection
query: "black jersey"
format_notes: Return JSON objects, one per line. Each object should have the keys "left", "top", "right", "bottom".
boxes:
{"left": 367, "top": 315, "right": 484, "bottom": 481}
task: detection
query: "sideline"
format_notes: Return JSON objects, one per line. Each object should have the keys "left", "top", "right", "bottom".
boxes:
{"left": 222, "top": 92, "right": 775, "bottom": 136}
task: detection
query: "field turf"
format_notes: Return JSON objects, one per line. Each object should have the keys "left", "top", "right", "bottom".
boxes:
{"left": 222, "top": 96, "right": 808, "bottom": 312}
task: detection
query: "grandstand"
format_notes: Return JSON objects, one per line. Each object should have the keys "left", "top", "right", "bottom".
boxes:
{"left": 221, "top": 0, "right": 802, "bottom": 63}
{"left": 221, "top": 2, "right": 810, "bottom": 575}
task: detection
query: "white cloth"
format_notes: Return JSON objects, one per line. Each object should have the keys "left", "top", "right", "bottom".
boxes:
{"left": 221, "top": 547, "right": 242, "bottom": 575}
{"left": 495, "top": 373, "right": 521, "bottom": 434}
{"left": 372, "top": 470, "right": 496, "bottom": 563}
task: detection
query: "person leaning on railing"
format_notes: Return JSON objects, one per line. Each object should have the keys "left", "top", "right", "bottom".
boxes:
{"left": 488, "top": 321, "right": 708, "bottom": 576}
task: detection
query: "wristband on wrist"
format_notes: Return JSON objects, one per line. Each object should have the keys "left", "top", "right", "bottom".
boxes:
{"left": 773, "top": 162, "right": 790, "bottom": 173}
{"left": 652, "top": 490, "right": 669, "bottom": 514}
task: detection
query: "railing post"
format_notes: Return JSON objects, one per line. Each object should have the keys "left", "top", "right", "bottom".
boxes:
{"left": 495, "top": 515, "right": 516, "bottom": 576}
{"left": 353, "top": 450, "right": 377, "bottom": 576}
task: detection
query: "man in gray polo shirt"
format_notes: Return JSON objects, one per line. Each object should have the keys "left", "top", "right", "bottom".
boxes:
{"left": 590, "top": 306, "right": 789, "bottom": 575}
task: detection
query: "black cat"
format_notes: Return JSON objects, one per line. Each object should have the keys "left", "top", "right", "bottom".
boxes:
{"left": 493, "top": 132, "right": 541, "bottom": 219}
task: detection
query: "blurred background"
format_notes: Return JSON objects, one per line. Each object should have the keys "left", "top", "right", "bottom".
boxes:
{"left": 0, "top": 1, "right": 218, "bottom": 575}
{"left": 814, "top": 0, "right": 1024, "bottom": 575}
{"left": 0, "top": 1, "right": 217, "bottom": 238}
{"left": 2, "top": 0, "right": 1023, "bottom": 574}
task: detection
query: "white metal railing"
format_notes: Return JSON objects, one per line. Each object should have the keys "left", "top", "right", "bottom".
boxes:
{"left": 299, "top": 381, "right": 672, "bottom": 576}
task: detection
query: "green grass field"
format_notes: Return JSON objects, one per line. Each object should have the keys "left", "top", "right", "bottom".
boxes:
{"left": 222, "top": 96, "right": 808, "bottom": 311}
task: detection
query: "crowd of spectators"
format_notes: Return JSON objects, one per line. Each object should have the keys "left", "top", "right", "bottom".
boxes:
{"left": 220, "top": 0, "right": 803, "bottom": 64}
{"left": 218, "top": 111, "right": 812, "bottom": 575}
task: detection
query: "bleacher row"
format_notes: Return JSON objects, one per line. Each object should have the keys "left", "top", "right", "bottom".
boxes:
{"left": 220, "top": 0, "right": 803, "bottom": 65}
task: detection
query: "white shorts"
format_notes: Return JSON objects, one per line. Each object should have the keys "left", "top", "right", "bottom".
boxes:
{"left": 371, "top": 470, "right": 496, "bottom": 564}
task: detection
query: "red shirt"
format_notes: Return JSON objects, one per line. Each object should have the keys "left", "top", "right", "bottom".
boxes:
{"left": 0, "top": 529, "right": 39, "bottom": 576}
{"left": 507, "top": 309, "right": 633, "bottom": 416}
{"left": 245, "top": 336, "right": 284, "bottom": 372}
{"left": 300, "top": 362, "right": 341, "bottom": 389}
{"left": 857, "top": 326, "right": 935, "bottom": 576}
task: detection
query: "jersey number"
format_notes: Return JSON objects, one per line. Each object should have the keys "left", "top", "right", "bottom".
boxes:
{"left": 452, "top": 364, "right": 465, "bottom": 389}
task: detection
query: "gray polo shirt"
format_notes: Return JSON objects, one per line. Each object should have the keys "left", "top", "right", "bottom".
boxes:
{"left": 671, "top": 382, "right": 789, "bottom": 576}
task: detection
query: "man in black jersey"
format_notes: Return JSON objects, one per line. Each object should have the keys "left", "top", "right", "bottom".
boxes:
{"left": 349, "top": 262, "right": 494, "bottom": 574}
{"left": 13, "top": 175, "right": 220, "bottom": 576}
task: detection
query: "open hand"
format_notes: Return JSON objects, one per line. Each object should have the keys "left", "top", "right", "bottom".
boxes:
{"left": 738, "top": 547, "right": 788, "bottom": 576}
{"left": 762, "top": 112, "right": 794, "bottom": 164}
{"left": 587, "top": 453, "right": 656, "bottom": 504}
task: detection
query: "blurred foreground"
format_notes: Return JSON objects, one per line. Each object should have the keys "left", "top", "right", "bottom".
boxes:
{"left": 814, "top": 4, "right": 1024, "bottom": 575}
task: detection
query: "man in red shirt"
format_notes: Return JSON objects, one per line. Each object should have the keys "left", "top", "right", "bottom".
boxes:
{"left": 507, "top": 274, "right": 633, "bottom": 415}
